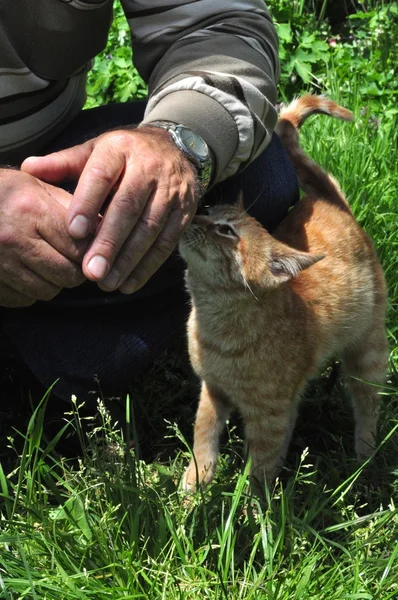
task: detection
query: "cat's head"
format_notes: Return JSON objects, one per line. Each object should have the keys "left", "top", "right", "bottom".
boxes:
{"left": 179, "top": 203, "right": 324, "bottom": 292}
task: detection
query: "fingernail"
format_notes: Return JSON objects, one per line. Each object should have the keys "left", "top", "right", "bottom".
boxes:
{"left": 87, "top": 255, "right": 109, "bottom": 280}
{"left": 70, "top": 215, "right": 90, "bottom": 238}
{"left": 101, "top": 270, "right": 120, "bottom": 290}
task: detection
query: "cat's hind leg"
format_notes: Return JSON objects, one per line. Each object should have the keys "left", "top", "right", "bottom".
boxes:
{"left": 342, "top": 327, "right": 388, "bottom": 462}
{"left": 183, "top": 381, "right": 232, "bottom": 492}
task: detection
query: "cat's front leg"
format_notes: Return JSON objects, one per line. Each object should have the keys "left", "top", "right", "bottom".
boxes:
{"left": 243, "top": 402, "right": 295, "bottom": 492}
{"left": 183, "top": 381, "right": 232, "bottom": 492}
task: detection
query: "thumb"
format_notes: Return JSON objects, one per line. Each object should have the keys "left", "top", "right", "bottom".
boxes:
{"left": 21, "top": 139, "right": 95, "bottom": 183}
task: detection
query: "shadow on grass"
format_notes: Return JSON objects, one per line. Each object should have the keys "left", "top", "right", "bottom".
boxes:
{"left": 0, "top": 348, "right": 397, "bottom": 599}
{"left": 1, "top": 344, "right": 397, "bottom": 512}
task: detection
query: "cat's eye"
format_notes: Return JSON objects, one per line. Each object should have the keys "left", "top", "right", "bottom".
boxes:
{"left": 215, "top": 223, "right": 237, "bottom": 237}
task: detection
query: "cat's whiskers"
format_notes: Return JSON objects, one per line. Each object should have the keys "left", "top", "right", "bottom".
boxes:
{"left": 242, "top": 274, "right": 258, "bottom": 301}
{"left": 237, "top": 186, "right": 267, "bottom": 219}
{"left": 183, "top": 238, "right": 203, "bottom": 249}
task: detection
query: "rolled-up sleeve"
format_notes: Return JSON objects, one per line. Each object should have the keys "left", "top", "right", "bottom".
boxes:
{"left": 121, "top": 1, "right": 280, "bottom": 183}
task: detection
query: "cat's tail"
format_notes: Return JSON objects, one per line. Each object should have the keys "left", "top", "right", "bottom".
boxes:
{"left": 276, "top": 95, "right": 354, "bottom": 210}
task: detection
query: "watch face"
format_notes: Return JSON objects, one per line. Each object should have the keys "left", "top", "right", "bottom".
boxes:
{"left": 179, "top": 126, "right": 209, "bottom": 160}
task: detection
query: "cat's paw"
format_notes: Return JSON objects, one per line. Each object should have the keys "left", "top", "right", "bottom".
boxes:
{"left": 182, "top": 459, "right": 216, "bottom": 493}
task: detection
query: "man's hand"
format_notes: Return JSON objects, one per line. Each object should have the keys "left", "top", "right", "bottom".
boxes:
{"left": 0, "top": 169, "right": 87, "bottom": 307}
{"left": 22, "top": 127, "right": 198, "bottom": 294}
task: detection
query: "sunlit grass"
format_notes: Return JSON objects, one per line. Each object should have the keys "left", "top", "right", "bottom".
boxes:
{"left": 0, "top": 393, "right": 397, "bottom": 599}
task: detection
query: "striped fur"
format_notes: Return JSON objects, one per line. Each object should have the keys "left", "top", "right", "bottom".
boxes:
{"left": 180, "top": 95, "right": 388, "bottom": 493}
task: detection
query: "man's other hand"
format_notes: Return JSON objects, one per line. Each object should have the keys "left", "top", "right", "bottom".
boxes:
{"left": 0, "top": 169, "right": 87, "bottom": 307}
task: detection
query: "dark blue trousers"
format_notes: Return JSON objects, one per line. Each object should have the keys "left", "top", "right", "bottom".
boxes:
{"left": 2, "top": 101, "right": 299, "bottom": 400}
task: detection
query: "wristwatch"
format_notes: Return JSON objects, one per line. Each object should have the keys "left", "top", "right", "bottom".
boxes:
{"left": 148, "top": 121, "right": 213, "bottom": 194}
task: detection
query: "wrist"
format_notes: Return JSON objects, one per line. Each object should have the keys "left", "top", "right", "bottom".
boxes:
{"left": 141, "top": 121, "right": 214, "bottom": 195}
{"left": 134, "top": 124, "right": 201, "bottom": 199}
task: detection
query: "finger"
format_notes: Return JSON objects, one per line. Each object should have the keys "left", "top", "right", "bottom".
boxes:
{"left": 0, "top": 283, "right": 36, "bottom": 308}
{"left": 68, "top": 141, "right": 126, "bottom": 240}
{"left": 0, "top": 264, "right": 62, "bottom": 302}
{"left": 23, "top": 243, "right": 85, "bottom": 289}
{"left": 118, "top": 202, "right": 192, "bottom": 294}
{"left": 21, "top": 140, "right": 95, "bottom": 183}
{"left": 36, "top": 189, "right": 90, "bottom": 264}
{"left": 40, "top": 181, "right": 74, "bottom": 210}
{"left": 89, "top": 180, "right": 163, "bottom": 286}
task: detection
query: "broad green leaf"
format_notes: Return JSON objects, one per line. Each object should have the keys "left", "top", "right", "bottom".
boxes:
{"left": 275, "top": 22, "right": 292, "bottom": 43}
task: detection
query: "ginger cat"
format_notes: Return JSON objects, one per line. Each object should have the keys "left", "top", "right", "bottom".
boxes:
{"left": 179, "top": 95, "right": 388, "bottom": 492}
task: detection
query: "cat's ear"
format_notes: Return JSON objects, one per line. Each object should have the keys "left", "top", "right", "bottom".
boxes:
{"left": 270, "top": 250, "right": 325, "bottom": 282}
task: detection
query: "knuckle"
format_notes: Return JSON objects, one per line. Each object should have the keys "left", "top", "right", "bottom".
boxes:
{"left": 163, "top": 158, "right": 178, "bottom": 175}
{"left": 131, "top": 240, "right": 148, "bottom": 259}
{"left": 13, "top": 192, "right": 37, "bottom": 215}
{"left": 106, "top": 131, "right": 132, "bottom": 147}
{"left": 89, "top": 166, "right": 115, "bottom": 186}
{"left": 114, "top": 194, "right": 142, "bottom": 220}
{"left": 154, "top": 236, "right": 176, "bottom": 257}
{"left": 141, "top": 215, "right": 162, "bottom": 237}
{"left": 145, "top": 156, "right": 162, "bottom": 175}
{"left": 94, "top": 235, "right": 118, "bottom": 256}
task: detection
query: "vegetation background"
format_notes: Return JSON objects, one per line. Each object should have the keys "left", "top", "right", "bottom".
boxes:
{"left": 1, "top": 1, "right": 397, "bottom": 598}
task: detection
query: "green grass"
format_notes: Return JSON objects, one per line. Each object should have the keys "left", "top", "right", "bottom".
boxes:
{"left": 1, "top": 1, "right": 398, "bottom": 597}
{"left": 0, "top": 390, "right": 397, "bottom": 599}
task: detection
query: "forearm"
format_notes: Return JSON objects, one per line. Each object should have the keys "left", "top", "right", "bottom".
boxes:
{"left": 121, "top": 1, "right": 279, "bottom": 184}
